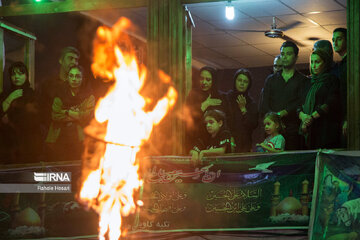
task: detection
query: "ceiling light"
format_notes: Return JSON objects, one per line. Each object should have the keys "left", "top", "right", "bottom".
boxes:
{"left": 225, "top": 1, "right": 235, "bottom": 20}
{"left": 307, "top": 19, "right": 319, "bottom": 26}
{"left": 308, "top": 11, "right": 321, "bottom": 15}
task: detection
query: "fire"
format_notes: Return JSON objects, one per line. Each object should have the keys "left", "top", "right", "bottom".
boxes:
{"left": 78, "top": 18, "right": 177, "bottom": 240}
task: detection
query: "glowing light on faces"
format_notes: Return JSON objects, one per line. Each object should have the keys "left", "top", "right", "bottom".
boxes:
{"left": 264, "top": 117, "right": 278, "bottom": 136}
{"left": 332, "top": 31, "right": 346, "bottom": 55}
{"left": 68, "top": 67, "right": 83, "bottom": 89}
{"left": 273, "top": 57, "right": 283, "bottom": 73}
{"left": 11, "top": 68, "right": 27, "bottom": 87}
{"left": 205, "top": 116, "right": 222, "bottom": 138}
{"left": 61, "top": 52, "right": 79, "bottom": 73}
{"left": 235, "top": 74, "right": 249, "bottom": 93}
{"left": 280, "top": 47, "right": 297, "bottom": 68}
{"left": 310, "top": 53, "right": 325, "bottom": 76}
{"left": 200, "top": 70, "right": 213, "bottom": 92}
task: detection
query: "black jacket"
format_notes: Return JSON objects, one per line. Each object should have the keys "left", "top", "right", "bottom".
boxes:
{"left": 226, "top": 90, "right": 258, "bottom": 152}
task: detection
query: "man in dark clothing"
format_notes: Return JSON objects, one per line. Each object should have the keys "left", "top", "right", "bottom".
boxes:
{"left": 258, "top": 55, "right": 283, "bottom": 119}
{"left": 273, "top": 54, "right": 283, "bottom": 74}
{"left": 259, "top": 41, "right": 310, "bottom": 150}
{"left": 332, "top": 28, "right": 347, "bottom": 146}
{"left": 39, "top": 47, "right": 80, "bottom": 129}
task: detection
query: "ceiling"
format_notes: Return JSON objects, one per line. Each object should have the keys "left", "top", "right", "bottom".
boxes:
{"left": 83, "top": 0, "right": 347, "bottom": 69}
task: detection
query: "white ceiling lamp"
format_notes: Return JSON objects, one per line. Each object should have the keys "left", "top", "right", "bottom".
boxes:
{"left": 225, "top": 1, "right": 235, "bottom": 20}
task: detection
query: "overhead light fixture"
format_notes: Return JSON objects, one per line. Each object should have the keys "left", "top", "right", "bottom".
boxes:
{"left": 225, "top": 1, "right": 235, "bottom": 20}
{"left": 307, "top": 19, "right": 319, "bottom": 26}
{"left": 308, "top": 11, "right": 321, "bottom": 15}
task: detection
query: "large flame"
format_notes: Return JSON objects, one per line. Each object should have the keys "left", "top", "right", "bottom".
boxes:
{"left": 79, "top": 18, "right": 177, "bottom": 240}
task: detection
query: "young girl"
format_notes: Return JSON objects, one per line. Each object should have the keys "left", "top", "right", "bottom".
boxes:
{"left": 256, "top": 112, "right": 285, "bottom": 153}
{"left": 190, "top": 109, "right": 232, "bottom": 164}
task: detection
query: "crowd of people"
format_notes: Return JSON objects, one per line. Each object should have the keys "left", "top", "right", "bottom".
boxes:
{"left": 0, "top": 27, "right": 348, "bottom": 164}
{"left": 186, "top": 28, "right": 348, "bottom": 162}
{"left": 0, "top": 47, "right": 94, "bottom": 164}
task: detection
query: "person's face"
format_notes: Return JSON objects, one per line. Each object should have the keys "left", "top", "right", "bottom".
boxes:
{"left": 264, "top": 117, "right": 278, "bottom": 135}
{"left": 235, "top": 74, "right": 250, "bottom": 93}
{"left": 205, "top": 116, "right": 222, "bottom": 137}
{"left": 11, "top": 68, "right": 27, "bottom": 86}
{"left": 200, "top": 70, "right": 213, "bottom": 92}
{"left": 311, "top": 54, "right": 325, "bottom": 75}
{"left": 273, "top": 57, "right": 283, "bottom": 73}
{"left": 332, "top": 31, "right": 346, "bottom": 55}
{"left": 280, "top": 46, "right": 297, "bottom": 68}
{"left": 60, "top": 52, "right": 79, "bottom": 73}
{"left": 68, "top": 68, "right": 83, "bottom": 88}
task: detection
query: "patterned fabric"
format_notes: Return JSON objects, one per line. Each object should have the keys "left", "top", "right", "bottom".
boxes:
{"left": 193, "top": 129, "right": 232, "bottom": 154}
{"left": 263, "top": 134, "right": 285, "bottom": 151}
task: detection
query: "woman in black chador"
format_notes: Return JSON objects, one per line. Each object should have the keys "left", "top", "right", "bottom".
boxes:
{"left": 185, "top": 66, "right": 227, "bottom": 151}
{"left": 0, "top": 62, "right": 42, "bottom": 163}
{"left": 298, "top": 49, "right": 340, "bottom": 149}
{"left": 226, "top": 68, "right": 258, "bottom": 152}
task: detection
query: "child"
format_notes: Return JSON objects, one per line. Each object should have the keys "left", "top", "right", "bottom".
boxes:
{"left": 190, "top": 109, "right": 232, "bottom": 164}
{"left": 256, "top": 112, "right": 285, "bottom": 153}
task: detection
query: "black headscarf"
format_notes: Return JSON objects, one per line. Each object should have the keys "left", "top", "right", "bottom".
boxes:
{"left": 303, "top": 49, "right": 332, "bottom": 114}
{"left": 0, "top": 62, "right": 34, "bottom": 107}
{"left": 232, "top": 68, "right": 252, "bottom": 96}
{"left": 7, "top": 62, "right": 33, "bottom": 97}
{"left": 54, "top": 66, "right": 93, "bottom": 108}
{"left": 198, "top": 66, "right": 220, "bottom": 97}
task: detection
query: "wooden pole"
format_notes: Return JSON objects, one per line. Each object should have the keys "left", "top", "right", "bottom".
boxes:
{"left": 0, "top": 29, "right": 4, "bottom": 94}
{"left": 24, "top": 39, "right": 36, "bottom": 89}
{"left": 147, "top": 0, "right": 192, "bottom": 155}
{"left": 347, "top": 0, "right": 360, "bottom": 149}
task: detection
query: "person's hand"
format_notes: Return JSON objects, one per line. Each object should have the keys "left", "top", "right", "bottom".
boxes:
{"left": 301, "top": 122, "right": 308, "bottom": 133}
{"left": 342, "top": 121, "right": 348, "bottom": 136}
{"left": 198, "top": 151, "right": 205, "bottom": 163}
{"left": 68, "top": 109, "right": 81, "bottom": 120}
{"left": 256, "top": 143, "right": 265, "bottom": 148}
{"left": 8, "top": 89, "right": 23, "bottom": 102}
{"left": 207, "top": 95, "right": 222, "bottom": 107}
{"left": 300, "top": 113, "right": 312, "bottom": 126}
{"left": 311, "top": 111, "right": 320, "bottom": 119}
{"left": 191, "top": 151, "right": 199, "bottom": 166}
{"left": 304, "top": 116, "right": 313, "bottom": 127}
{"left": 236, "top": 95, "right": 246, "bottom": 112}
{"left": 2, "top": 89, "right": 23, "bottom": 112}
{"left": 278, "top": 110, "right": 288, "bottom": 118}
{"left": 201, "top": 94, "right": 222, "bottom": 111}
{"left": 5, "top": 89, "right": 23, "bottom": 105}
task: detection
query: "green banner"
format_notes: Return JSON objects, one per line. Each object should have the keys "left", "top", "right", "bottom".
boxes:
{"left": 126, "top": 151, "right": 317, "bottom": 233}
{"left": 309, "top": 151, "right": 360, "bottom": 240}
{"left": 0, "top": 151, "right": 317, "bottom": 239}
